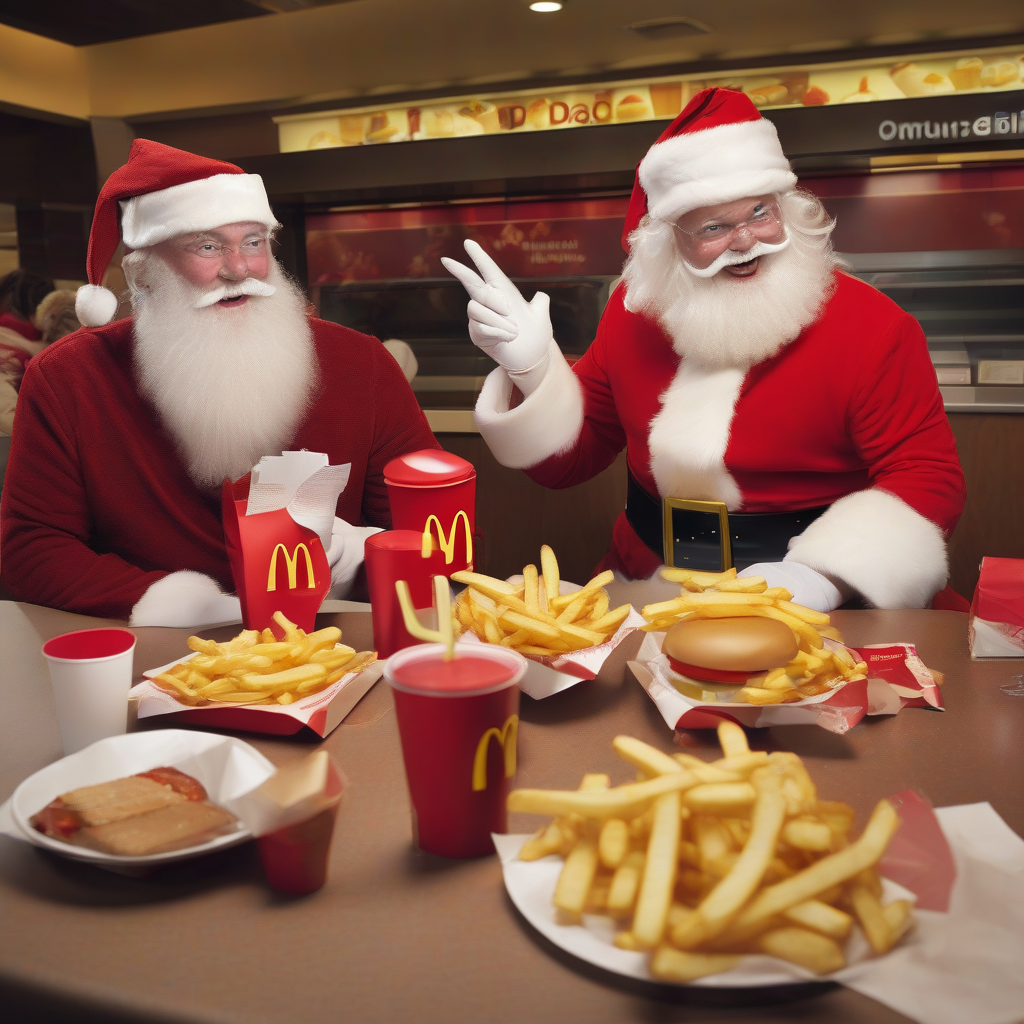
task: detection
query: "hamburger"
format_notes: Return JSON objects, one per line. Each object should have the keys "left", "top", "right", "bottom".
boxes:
{"left": 662, "top": 616, "right": 798, "bottom": 700}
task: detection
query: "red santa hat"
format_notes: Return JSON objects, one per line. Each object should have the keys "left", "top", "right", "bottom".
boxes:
{"left": 621, "top": 88, "right": 796, "bottom": 250}
{"left": 76, "top": 139, "right": 278, "bottom": 327}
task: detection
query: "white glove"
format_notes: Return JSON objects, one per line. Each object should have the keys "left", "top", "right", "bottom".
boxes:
{"left": 326, "top": 517, "right": 383, "bottom": 598}
{"left": 441, "top": 239, "right": 553, "bottom": 396}
{"left": 738, "top": 562, "right": 847, "bottom": 613}
{"left": 130, "top": 571, "right": 242, "bottom": 628}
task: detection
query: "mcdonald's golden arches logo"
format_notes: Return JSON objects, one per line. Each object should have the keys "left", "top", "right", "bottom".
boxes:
{"left": 472, "top": 715, "right": 518, "bottom": 791}
{"left": 422, "top": 509, "right": 473, "bottom": 566}
{"left": 267, "top": 542, "right": 316, "bottom": 592}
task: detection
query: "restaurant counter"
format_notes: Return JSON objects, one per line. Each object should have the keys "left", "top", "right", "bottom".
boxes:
{"left": 1, "top": 601, "right": 1022, "bottom": 1024}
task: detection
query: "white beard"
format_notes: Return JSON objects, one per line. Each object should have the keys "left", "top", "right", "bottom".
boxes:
{"left": 621, "top": 190, "right": 839, "bottom": 371}
{"left": 129, "top": 254, "right": 318, "bottom": 488}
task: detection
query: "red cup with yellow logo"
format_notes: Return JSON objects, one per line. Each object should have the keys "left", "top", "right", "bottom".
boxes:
{"left": 385, "top": 642, "right": 527, "bottom": 858}
{"left": 384, "top": 450, "right": 476, "bottom": 577}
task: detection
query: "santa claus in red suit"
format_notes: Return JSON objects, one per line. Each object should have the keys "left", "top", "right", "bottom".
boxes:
{"left": 444, "top": 88, "right": 965, "bottom": 611}
{"left": 0, "top": 141, "right": 438, "bottom": 624}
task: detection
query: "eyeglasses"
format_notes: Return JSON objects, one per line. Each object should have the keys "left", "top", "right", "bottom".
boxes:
{"left": 674, "top": 202, "right": 783, "bottom": 251}
{"left": 181, "top": 236, "right": 270, "bottom": 260}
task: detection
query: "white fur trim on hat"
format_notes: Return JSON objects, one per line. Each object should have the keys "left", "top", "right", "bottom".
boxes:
{"left": 120, "top": 173, "right": 278, "bottom": 249}
{"left": 474, "top": 339, "right": 583, "bottom": 469}
{"left": 75, "top": 283, "right": 119, "bottom": 328}
{"left": 784, "top": 488, "right": 948, "bottom": 609}
{"left": 640, "top": 120, "right": 797, "bottom": 224}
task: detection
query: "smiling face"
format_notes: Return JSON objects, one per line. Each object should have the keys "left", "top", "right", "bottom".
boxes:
{"left": 673, "top": 195, "right": 786, "bottom": 278}
{"left": 149, "top": 222, "right": 272, "bottom": 307}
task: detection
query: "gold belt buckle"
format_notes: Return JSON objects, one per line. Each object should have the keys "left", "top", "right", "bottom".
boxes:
{"left": 662, "top": 498, "right": 733, "bottom": 572}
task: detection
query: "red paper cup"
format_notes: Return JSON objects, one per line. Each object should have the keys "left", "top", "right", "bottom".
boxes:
{"left": 257, "top": 802, "right": 341, "bottom": 896}
{"left": 365, "top": 530, "right": 450, "bottom": 658}
{"left": 385, "top": 642, "right": 526, "bottom": 858}
{"left": 384, "top": 450, "right": 476, "bottom": 577}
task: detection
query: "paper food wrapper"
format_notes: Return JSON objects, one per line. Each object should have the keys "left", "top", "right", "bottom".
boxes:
{"left": 629, "top": 632, "right": 943, "bottom": 735}
{"left": 222, "top": 452, "right": 351, "bottom": 635}
{"left": 0, "top": 730, "right": 276, "bottom": 869}
{"left": 496, "top": 800, "right": 1024, "bottom": 1024}
{"left": 459, "top": 577, "right": 645, "bottom": 700}
{"left": 969, "top": 556, "right": 1024, "bottom": 658}
{"left": 133, "top": 656, "right": 383, "bottom": 738}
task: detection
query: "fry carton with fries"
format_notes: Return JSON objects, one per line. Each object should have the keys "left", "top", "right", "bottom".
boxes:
{"left": 451, "top": 546, "right": 645, "bottom": 699}
{"left": 628, "top": 568, "right": 943, "bottom": 734}
{"left": 222, "top": 451, "right": 351, "bottom": 635}
{"left": 131, "top": 612, "right": 381, "bottom": 737}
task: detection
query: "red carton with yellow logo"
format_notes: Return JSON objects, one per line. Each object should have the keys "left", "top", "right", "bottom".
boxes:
{"left": 384, "top": 449, "right": 475, "bottom": 576}
{"left": 222, "top": 475, "right": 332, "bottom": 636}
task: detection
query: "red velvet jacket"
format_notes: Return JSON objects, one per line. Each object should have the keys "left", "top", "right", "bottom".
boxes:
{"left": 0, "top": 316, "right": 438, "bottom": 618}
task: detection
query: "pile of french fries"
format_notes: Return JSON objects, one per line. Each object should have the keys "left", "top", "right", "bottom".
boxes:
{"left": 512, "top": 723, "right": 912, "bottom": 982}
{"left": 451, "top": 545, "right": 632, "bottom": 658}
{"left": 152, "top": 611, "right": 376, "bottom": 707}
{"left": 641, "top": 567, "right": 868, "bottom": 705}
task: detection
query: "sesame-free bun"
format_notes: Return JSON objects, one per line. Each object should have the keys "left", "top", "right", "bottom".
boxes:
{"left": 663, "top": 616, "right": 798, "bottom": 681}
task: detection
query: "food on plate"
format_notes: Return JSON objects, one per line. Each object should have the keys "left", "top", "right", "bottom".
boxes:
{"left": 31, "top": 767, "right": 239, "bottom": 856}
{"left": 841, "top": 76, "right": 879, "bottom": 103}
{"left": 526, "top": 98, "right": 551, "bottom": 129}
{"left": 640, "top": 567, "right": 867, "bottom": 705}
{"left": 513, "top": 726, "right": 913, "bottom": 981}
{"left": 151, "top": 611, "right": 376, "bottom": 708}
{"left": 451, "top": 546, "right": 631, "bottom": 658}
{"left": 366, "top": 113, "right": 400, "bottom": 144}
{"left": 949, "top": 57, "right": 983, "bottom": 90}
{"left": 459, "top": 100, "right": 500, "bottom": 132}
{"left": 890, "top": 63, "right": 953, "bottom": 97}
{"left": 748, "top": 83, "right": 789, "bottom": 107}
{"left": 801, "top": 85, "right": 830, "bottom": 105}
{"left": 616, "top": 93, "right": 651, "bottom": 120}
{"left": 979, "top": 60, "right": 1020, "bottom": 88}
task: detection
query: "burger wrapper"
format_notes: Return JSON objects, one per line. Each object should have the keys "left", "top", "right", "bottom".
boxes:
{"left": 222, "top": 452, "right": 351, "bottom": 636}
{"left": 495, "top": 798, "right": 1024, "bottom": 1023}
{"left": 629, "top": 632, "right": 943, "bottom": 735}
{"left": 458, "top": 578, "right": 645, "bottom": 700}
{"left": 132, "top": 655, "right": 384, "bottom": 738}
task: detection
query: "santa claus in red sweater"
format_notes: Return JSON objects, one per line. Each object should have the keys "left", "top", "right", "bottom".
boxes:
{"left": 0, "top": 141, "right": 437, "bottom": 624}
{"left": 444, "top": 88, "right": 965, "bottom": 611}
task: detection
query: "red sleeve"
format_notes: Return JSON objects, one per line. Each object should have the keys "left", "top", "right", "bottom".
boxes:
{"left": 848, "top": 313, "right": 965, "bottom": 536}
{"left": 359, "top": 342, "right": 441, "bottom": 529}
{"left": 525, "top": 315, "right": 627, "bottom": 490}
{"left": 0, "top": 359, "right": 165, "bottom": 618}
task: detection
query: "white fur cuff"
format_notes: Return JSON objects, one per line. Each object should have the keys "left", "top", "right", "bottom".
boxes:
{"left": 474, "top": 340, "right": 584, "bottom": 469}
{"left": 130, "top": 570, "right": 242, "bottom": 628}
{"left": 784, "top": 489, "right": 948, "bottom": 609}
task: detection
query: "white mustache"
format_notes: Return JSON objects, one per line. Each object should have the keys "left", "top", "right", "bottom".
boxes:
{"left": 683, "top": 236, "right": 791, "bottom": 279}
{"left": 195, "top": 278, "right": 277, "bottom": 308}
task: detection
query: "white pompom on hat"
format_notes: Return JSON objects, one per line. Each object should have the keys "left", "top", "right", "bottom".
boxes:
{"left": 76, "top": 139, "right": 279, "bottom": 327}
{"left": 620, "top": 88, "right": 797, "bottom": 249}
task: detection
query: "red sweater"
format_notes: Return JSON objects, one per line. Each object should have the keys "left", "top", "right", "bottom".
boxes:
{"left": 0, "top": 316, "right": 438, "bottom": 618}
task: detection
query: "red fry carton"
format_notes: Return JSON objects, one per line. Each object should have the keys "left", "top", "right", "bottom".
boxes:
{"left": 969, "top": 556, "right": 1024, "bottom": 658}
{"left": 222, "top": 475, "right": 331, "bottom": 636}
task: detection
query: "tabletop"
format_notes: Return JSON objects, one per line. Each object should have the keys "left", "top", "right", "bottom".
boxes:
{"left": 1, "top": 601, "right": 1023, "bottom": 1024}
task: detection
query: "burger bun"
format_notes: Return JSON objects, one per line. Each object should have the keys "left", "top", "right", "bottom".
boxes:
{"left": 663, "top": 616, "right": 798, "bottom": 685}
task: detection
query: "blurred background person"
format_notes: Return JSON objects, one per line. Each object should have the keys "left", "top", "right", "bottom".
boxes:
{"left": 0, "top": 269, "right": 53, "bottom": 342}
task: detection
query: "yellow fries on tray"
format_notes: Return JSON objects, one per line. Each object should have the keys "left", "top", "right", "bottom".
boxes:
{"left": 151, "top": 611, "right": 377, "bottom": 707}
{"left": 514, "top": 724, "right": 912, "bottom": 981}
{"left": 451, "top": 546, "right": 631, "bottom": 658}
{"left": 642, "top": 567, "right": 867, "bottom": 705}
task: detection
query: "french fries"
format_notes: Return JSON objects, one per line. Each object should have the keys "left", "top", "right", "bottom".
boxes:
{"left": 151, "top": 612, "right": 377, "bottom": 707}
{"left": 640, "top": 568, "right": 868, "bottom": 706}
{"left": 452, "top": 546, "right": 631, "bottom": 658}
{"left": 514, "top": 725, "right": 913, "bottom": 982}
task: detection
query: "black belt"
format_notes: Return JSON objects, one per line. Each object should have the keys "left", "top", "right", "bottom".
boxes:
{"left": 625, "top": 469, "right": 828, "bottom": 572}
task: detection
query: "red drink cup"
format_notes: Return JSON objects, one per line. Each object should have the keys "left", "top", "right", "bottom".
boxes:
{"left": 365, "top": 531, "right": 450, "bottom": 658}
{"left": 384, "top": 450, "right": 476, "bottom": 576}
{"left": 386, "top": 643, "right": 527, "bottom": 858}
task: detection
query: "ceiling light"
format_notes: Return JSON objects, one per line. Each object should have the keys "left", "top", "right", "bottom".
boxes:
{"left": 529, "top": 2, "right": 563, "bottom": 12}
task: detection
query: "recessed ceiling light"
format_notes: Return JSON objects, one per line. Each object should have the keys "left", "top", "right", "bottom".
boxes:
{"left": 529, "top": 2, "right": 563, "bottom": 12}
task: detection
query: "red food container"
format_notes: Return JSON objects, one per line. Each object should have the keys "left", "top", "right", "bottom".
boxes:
{"left": 365, "top": 531, "right": 451, "bottom": 658}
{"left": 257, "top": 803, "right": 341, "bottom": 896}
{"left": 385, "top": 643, "right": 527, "bottom": 859}
{"left": 384, "top": 450, "right": 476, "bottom": 576}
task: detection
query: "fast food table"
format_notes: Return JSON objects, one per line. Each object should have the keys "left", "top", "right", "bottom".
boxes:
{"left": 1, "top": 601, "right": 1022, "bottom": 1024}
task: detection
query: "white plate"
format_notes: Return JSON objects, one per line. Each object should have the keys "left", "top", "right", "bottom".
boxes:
{"left": 9, "top": 730, "right": 275, "bottom": 869}
{"left": 494, "top": 833, "right": 914, "bottom": 989}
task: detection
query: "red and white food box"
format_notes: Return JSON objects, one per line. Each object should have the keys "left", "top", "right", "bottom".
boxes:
{"left": 969, "top": 556, "right": 1024, "bottom": 658}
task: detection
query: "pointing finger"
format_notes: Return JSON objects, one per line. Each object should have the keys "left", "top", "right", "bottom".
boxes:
{"left": 442, "top": 255, "right": 509, "bottom": 315}
{"left": 464, "top": 239, "right": 515, "bottom": 294}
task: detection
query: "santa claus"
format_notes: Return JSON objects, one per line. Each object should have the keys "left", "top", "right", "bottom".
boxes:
{"left": 0, "top": 141, "right": 438, "bottom": 624}
{"left": 443, "top": 88, "right": 965, "bottom": 611}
